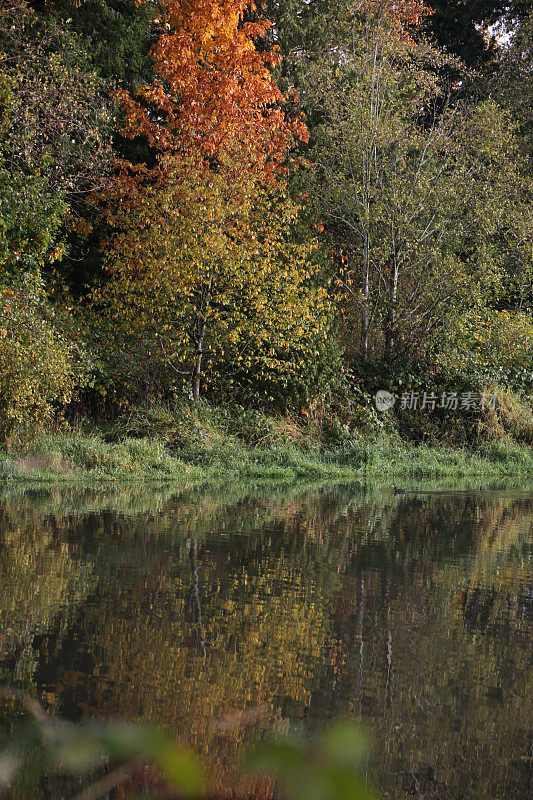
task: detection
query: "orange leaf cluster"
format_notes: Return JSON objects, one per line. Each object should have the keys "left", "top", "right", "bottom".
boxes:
{"left": 118, "top": 0, "right": 307, "bottom": 180}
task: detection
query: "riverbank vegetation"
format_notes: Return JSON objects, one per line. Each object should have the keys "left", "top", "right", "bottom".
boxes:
{"left": 0, "top": 0, "right": 532, "bottom": 466}
{"left": 1, "top": 399, "right": 533, "bottom": 485}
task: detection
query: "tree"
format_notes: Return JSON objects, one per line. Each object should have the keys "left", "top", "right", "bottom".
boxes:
{"left": 0, "top": 275, "right": 87, "bottom": 446}
{"left": 303, "top": 1, "right": 455, "bottom": 359}
{"left": 490, "top": 9, "right": 533, "bottom": 166}
{"left": 90, "top": 0, "right": 328, "bottom": 403}
{"left": 0, "top": 0, "right": 113, "bottom": 275}
{"left": 95, "top": 151, "right": 331, "bottom": 402}
{"left": 47, "top": 0, "right": 159, "bottom": 89}
{"left": 302, "top": 1, "right": 532, "bottom": 363}
{"left": 422, "top": 0, "right": 506, "bottom": 68}
{"left": 0, "top": 1, "right": 112, "bottom": 440}
{"left": 423, "top": 0, "right": 533, "bottom": 70}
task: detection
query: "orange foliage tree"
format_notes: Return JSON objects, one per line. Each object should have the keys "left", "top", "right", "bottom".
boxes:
{"left": 93, "top": 0, "right": 335, "bottom": 403}
{"left": 116, "top": 0, "right": 307, "bottom": 173}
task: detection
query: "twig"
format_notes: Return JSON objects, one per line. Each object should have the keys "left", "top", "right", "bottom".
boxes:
{"left": 70, "top": 758, "right": 143, "bottom": 800}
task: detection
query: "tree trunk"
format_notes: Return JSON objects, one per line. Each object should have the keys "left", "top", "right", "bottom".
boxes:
{"left": 361, "top": 272, "right": 369, "bottom": 360}
{"left": 192, "top": 319, "right": 207, "bottom": 402}
{"left": 384, "top": 254, "right": 398, "bottom": 360}
{"left": 361, "top": 234, "right": 370, "bottom": 359}
{"left": 191, "top": 279, "right": 212, "bottom": 402}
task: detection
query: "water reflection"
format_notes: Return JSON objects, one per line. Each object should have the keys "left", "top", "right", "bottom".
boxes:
{"left": 0, "top": 484, "right": 531, "bottom": 799}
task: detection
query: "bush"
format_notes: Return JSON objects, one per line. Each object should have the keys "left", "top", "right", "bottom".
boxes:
{"left": 0, "top": 275, "right": 85, "bottom": 447}
{"left": 478, "top": 386, "right": 533, "bottom": 445}
{"left": 436, "top": 309, "right": 533, "bottom": 390}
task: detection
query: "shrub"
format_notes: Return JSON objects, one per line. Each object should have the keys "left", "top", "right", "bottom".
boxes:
{"left": 436, "top": 309, "right": 533, "bottom": 390}
{"left": 0, "top": 275, "right": 85, "bottom": 447}
{"left": 478, "top": 385, "right": 533, "bottom": 445}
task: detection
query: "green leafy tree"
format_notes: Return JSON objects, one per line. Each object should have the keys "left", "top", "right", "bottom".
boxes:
{"left": 0, "top": 0, "right": 113, "bottom": 442}
{"left": 490, "top": 9, "right": 533, "bottom": 166}
{"left": 302, "top": 3, "right": 532, "bottom": 364}
{"left": 0, "top": 276, "right": 87, "bottom": 446}
{"left": 0, "top": 0, "right": 113, "bottom": 265}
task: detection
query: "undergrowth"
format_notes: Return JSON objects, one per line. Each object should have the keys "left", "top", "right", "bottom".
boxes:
{"left": 1, "top": 396, "right": 532, "bottom": 484}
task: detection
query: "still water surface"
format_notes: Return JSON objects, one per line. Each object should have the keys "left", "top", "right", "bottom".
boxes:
{"left": 0, "top": 483, "right": 532, "bottom": 799}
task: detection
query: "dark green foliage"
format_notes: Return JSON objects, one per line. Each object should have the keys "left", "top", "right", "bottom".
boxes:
{"left": 422, "top": 0, "right": 506, "bottom": 68}
{"left": 0, "top": 1, "right": 113, "bottom": 202}
{"left": 38, "top": 0, "right": 159, "bottom": 89}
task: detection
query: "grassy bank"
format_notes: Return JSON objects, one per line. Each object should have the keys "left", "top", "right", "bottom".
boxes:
{"left": 1, "top": 402, "right": 532, "bottom": 485}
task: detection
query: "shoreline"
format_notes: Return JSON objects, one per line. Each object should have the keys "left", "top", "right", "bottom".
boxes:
{"left": 1, "top": 430, "right": 533, "bottom": 487}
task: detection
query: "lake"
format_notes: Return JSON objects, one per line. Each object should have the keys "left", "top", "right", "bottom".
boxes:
{"left": 0, "top": 483, "right": 532, "bottom": 799}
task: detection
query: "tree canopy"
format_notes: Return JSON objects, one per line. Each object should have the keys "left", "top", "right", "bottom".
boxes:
{"left": 0, "top": 0, "right": 531, "bottom": 434}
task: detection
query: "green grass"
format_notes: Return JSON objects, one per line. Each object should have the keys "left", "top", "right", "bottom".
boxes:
{"left": 1, "top": 400, "right": 532, "bottom": 486}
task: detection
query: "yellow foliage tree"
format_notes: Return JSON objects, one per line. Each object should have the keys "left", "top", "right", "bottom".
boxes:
{"left": 96, "top": 150, "right": 331, "bottom": 402}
